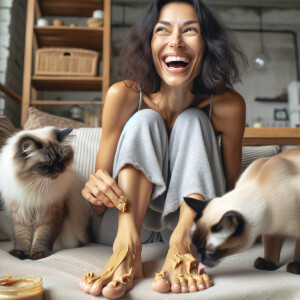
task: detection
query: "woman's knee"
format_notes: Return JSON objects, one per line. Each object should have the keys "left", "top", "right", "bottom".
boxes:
{"left": 124, "top": 109, "right": 166, "bottom": 132}
{"left": 173, "top": 108, "right": 211, "bottom": 129}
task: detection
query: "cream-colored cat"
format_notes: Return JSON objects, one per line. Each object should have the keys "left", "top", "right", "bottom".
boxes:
{"left": 0, "top": 127, "right": 90, "bottom": 260}
{"left": 185, "top": 148, "right": 300, "bottom": 274}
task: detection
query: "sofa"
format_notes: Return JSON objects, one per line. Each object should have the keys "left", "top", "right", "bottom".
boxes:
{"left": 1, "top": 109, "right": 299, "bottom": 300}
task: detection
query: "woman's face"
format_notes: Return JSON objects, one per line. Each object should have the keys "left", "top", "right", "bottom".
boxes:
{"left": 151, "top": 2, "right": 205, "bottom": 89}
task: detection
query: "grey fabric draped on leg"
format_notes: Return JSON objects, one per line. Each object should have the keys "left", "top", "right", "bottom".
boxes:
{"left": 91, "top": 108, "right": 225, "bottom": 245}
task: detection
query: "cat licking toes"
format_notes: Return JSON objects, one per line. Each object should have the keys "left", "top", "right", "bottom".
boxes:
{"left": 0, "top": 126, "right": 90, "bottom": 260}
{"left": 185, "top": 148, "right": 300, "bottom": 274}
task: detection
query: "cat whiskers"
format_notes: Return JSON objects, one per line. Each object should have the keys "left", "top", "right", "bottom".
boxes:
{"left": 24, "top": 178, "right": 44, "bottom": 202}
{"left": 0, "top": 178, "right": 42, "bottom": 210}
{"left": 37, "top": 177, "right": 49, "bottom": 206}
{"left": 221, "top": 253, "right": 241, "bottom": 264}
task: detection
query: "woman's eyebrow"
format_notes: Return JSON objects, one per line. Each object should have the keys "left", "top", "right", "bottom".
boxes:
{"left": 156, "top": 20, "right": 199, "bottom": 26}
{"left": 183, "top": 20, "right": 199, "bottom": 26}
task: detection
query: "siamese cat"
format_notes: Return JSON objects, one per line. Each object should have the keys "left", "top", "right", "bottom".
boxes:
{"left": 185, "top": 147, "right": 300, "bottom": 274}
{"left": 0, "top": 126, "right": 89, "bottom": 260}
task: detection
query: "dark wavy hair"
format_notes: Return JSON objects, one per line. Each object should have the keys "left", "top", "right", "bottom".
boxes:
{"left": 117, "top": 0, "right": 247, "bottom": 94}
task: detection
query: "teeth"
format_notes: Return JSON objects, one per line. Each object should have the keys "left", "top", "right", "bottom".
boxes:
{"left": 164, "top": 56, "right": 190, "bottom": 64}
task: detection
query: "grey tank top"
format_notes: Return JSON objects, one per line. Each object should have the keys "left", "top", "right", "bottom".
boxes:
{"left": 138, "top": 90, "right": 214, "bottom": 121}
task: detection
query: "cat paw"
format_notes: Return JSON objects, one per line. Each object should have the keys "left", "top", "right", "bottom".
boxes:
{"left": 30, "top": 250, "right": 52, "bottom": 260}
{"left": 254, "top": 257, "right": 279, "bottom": 271}
{"left": 9, "top": 249, "right": 28, "bottom": 260}
{"left": 287, "top": 262, "right": 300, "bottom": 274}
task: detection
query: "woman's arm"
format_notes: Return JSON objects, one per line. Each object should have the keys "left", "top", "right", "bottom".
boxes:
{"left": 210, "top": 89, "right": 246, "bottom": 191}
{"left": 82, "top": 82, "right": 140, "bottom": 214}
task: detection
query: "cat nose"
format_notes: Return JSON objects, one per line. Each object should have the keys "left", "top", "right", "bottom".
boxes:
{"left": 49, "top": 162, "right": 64, "bottom": 174}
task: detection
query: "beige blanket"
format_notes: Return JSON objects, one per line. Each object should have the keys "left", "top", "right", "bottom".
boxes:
{"left": 1, "top": 239, "right": 300, "bottom": 300}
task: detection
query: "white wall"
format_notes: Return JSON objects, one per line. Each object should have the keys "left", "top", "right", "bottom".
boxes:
{"left": 0, "top": 0, "right": 26, "bottom": 126}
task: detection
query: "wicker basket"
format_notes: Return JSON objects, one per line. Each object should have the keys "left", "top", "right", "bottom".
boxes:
{"left": 35, "top": 48, "right": 99, "bottom": 76}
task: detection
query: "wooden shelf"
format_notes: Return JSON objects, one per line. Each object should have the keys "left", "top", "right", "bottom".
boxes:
{"left": 21, "top": 0, "right": 111, "bottom": 126}
{"left": 255, "top": 97, "right": 288, "bottom": 103}
{"left": 35, "top": 26, "right": 103, "bottom": 49}
{"left": 32, "top": 76, "right": 103, "bottom": 91}
{"left": 39, "top": 0, "right": 103, "bottom": 17}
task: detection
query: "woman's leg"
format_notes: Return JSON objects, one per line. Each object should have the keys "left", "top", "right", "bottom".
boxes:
{"left": 152, "top": 108, "right": 225, "bottom": 293}
{"left": 80, "top": 110, "right": 169, "bottom": 298}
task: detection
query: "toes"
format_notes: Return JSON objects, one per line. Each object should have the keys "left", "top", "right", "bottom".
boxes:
{"left": 89, "top": 281, "right": 104, "bottom": 296}
{"left": 102, "top": 284, "right": 127, "bottom": 299}
{"left": 179, "top": 278, "right": 188, "bottom": 293}
{"left": 188, "top": 278, "right": 197, "bottom": 293}
{"left": 195, "top": 276, "right": 205, "bottom": 291}
{"left": 152, "top": 278, "right": 170, "bottom": 293}
{"left": 171, "top": 278, "right": 181, "bottom": 293}
{"left": 202, "top": 273, "right": 213, "bottom": 289}
{"left": 173, "top": 276, "right": 188, "bottom": 293}
{"left": 79, "top": 272, "right": 95, "bottom": 293}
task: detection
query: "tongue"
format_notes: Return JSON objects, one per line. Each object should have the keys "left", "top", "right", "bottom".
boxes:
{"left": 198, "top": 263, "right": 207, "bottom": 275}
{"left": 168, "top": 61, "right": 187, "bottom": 68}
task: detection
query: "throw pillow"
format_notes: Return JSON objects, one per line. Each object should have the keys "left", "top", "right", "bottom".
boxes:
{"left": 71, "top": 127, "right": 102, "bottom": 183}
{"left": 24, "top": 107, "right": 87, "bottom": 130}
{"left": 242, "top": 145, "right": 281, "bottom": 170}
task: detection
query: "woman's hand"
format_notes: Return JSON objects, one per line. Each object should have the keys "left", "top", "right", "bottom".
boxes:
{"left": 82, "top": 169, "right": 126, "bottom": 210}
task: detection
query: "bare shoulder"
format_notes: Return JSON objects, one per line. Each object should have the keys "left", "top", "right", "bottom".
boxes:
{"left": 213, "top": 89, "right": 245, "bottom": 116}
{"left": 212, "top": 89, "right": 246, "bottom": 133}
{"left": 102, "top": 81, "right": 140, "bottom": 130}
{"left": 105, "top": 81, "right": 139, "bottom": 110}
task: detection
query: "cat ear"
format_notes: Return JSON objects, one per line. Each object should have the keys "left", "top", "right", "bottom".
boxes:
{"left": 184, "top": 197, "right": 211, "bottom": 221}
{"left": 55, "top": 128, "right": 73, "bottom": 142}
{"left": 212, "top": 211, "right": 245, "bottom": 237}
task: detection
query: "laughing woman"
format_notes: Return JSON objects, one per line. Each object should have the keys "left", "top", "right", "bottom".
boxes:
{"left": 79, "top": 0, "right": 247, "bottom": 298}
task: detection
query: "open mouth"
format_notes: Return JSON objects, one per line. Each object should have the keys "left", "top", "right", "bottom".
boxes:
{"left": 164, "top": 56, "right": 190, "bottom": 70}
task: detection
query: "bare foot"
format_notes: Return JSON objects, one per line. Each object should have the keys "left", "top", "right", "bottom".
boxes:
{"left": 152, "top": 231, "right": 212, "bottom": 293}
{"left": 79, "top": 237, "right": 142, "bottom": 299}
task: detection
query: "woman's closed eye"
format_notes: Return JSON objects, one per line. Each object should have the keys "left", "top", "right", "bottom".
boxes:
{"left": 155, "top": 26, "right": 170, "bottom": 33}
{"left": 183, "top": 27, "right": 199, "bottom": 34}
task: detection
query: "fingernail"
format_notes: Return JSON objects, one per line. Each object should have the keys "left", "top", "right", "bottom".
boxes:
{"left": 96, "top": 201, "right": 102, "bottom": 205}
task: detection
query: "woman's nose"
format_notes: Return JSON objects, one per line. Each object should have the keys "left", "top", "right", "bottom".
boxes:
{"left": 169, "top": 32, "right": 184, "bottom": 48}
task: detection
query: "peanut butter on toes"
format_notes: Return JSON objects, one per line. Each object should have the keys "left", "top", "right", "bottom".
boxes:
{"left": 79, "top": 245, "right": 131, "bottom": 296}
{"left": 153, "top": 252, "right": 213, "bottom": 293}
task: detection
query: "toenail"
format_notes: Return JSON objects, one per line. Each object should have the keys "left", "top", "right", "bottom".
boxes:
{"left": 173, "top": 283, "right": 179, "bottom": 287}
{"left": 198, "top": 284, "right": 204, "bottom": 289}
{"left": 182, "top": 286, "right": 187, "bottom": 291}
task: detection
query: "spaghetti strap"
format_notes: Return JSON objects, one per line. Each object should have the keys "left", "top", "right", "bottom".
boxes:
{"left": 138, "top": 88, "right": 143, "bottom": 111}
{"left": 209, "top": 94, "right": 214, "bottom": 120}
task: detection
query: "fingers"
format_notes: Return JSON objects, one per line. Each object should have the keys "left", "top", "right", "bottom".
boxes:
{"left": 81, "top": 169, "right": 126, "bottom": 210}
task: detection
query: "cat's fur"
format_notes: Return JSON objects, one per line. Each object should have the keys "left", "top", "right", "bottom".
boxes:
{"left": 185, "top": 147, "right": 300, "bottom": 274}
{"left": 0, "top": 126, "right": 89, "bottom": 260}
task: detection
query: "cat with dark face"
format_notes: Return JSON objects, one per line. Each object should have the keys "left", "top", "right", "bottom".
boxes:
{"left": 0, "top": 126, "right": 89, "bottom": 260}
{"left": 185, "top": 148, "right": 300, "bottom": 274}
